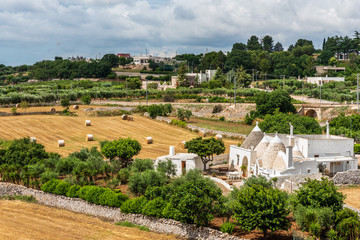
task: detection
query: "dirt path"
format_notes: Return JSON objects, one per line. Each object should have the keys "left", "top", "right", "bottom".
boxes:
{"left": 0, "top": 200, "right": 179, "bottom": 240}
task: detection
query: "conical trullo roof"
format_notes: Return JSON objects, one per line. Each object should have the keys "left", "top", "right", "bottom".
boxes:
{"left": 273, "top": 152, "right": 287, "bottom": 172}
{"left": 241, "top": 122, "right": 263, "bottom": 149}
{"left": 293, "top": 143, "right": 304, "bottom": 160}
{"left": 262, "top": 133, "right": 286, "bottom": 169}
{"left": 255, "top": 133, "right": 270, "bottom": 160}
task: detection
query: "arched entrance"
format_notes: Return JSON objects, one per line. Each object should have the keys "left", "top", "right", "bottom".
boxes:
{"left": 241, "top": 156, "right": 249, "bottom": 177}
{"left": 305, "top": 109, "right": 317, "bottom": 118}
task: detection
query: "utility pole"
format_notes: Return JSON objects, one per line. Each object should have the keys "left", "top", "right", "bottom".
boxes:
{"left": 357, "top": 73, "right": 359, "bottom": 114}
{"left": 146, "top": 78, "right": 148, "bottom": 104}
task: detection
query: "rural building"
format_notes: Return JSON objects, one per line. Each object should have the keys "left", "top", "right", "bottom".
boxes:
{"left": 117, "top": 53, "right": 131, "bottom": 58}
{"left": 171, "top": 69, "right": 217, "bottom": 86}
{"left": 306, "top": 76, "right": 345, "bottom": 86}
{"left": 315, "top": 65, "right": 345, "bottom": 75}
{"left": 155, "top": 146, "right": 202, "bottom": 176}
{"left": 229, "top": 122, "right": 357, "bottom": 178}
{"left": 132, "top": 55, "right": 171, "bottom": 65}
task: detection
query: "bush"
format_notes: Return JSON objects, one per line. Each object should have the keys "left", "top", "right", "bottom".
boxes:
{"left": 170, "top": 119, "right": 187, "bottom": 128}
{"left": 142, "top": 197, "right": 166, "bottom": 218}
{"left": 336, "top": 217, "right": 360, "bottom": 239}
{"left": 53, "top": 181, "right": 71, "bottom": 196}
{"left": 66, "top": 185, "right": 81, "bottom": 198}
{"left": 219, "top": 116, "right": 225, "bottom": 121}
{"left": 220, "top": 222, "right": 235, "bottom": 235}
{"left": 118, "top": 168, "right": 130, "bottom": 184}
{"left": 80, "top": 94, "right": 91, "bottom": 105}
{"left": 130, "top": 159, "right": 154, "bottom": 173}
{"left": 120, "top": 196, "right": 148, "bottom": 214}
{"left": 128, "top": 170, "right": 166, "bottom": 196}
{"left": 77, "top": 185, "right": 93, "bottom": 199}
{"left": 41, "top": 179, "right": 62, "bottom": 193}
{"left": 212, "top": 104, "right": 223, "bottom": 113}
{"left": 84, "top": 186, "right": 106, "bottom": 205}
{"left": 354, "top": 144, "right": 360, "bottom": 153}
{"left": 163, "top": 94, "right": 175, "bottom": 102}
{"left": 99, "top": 189, "right": 129, "bottom": 207}
{"left": 39, "top": 170, "right": 59, "bottom": 184}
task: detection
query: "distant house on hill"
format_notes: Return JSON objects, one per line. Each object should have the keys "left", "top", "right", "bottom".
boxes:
{"left": 117, "top": 53, "right": 131, "bottom": 59}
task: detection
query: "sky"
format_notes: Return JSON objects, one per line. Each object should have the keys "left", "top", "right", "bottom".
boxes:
{"left": 1, "top": 0, "right": 360, "bottom": 66}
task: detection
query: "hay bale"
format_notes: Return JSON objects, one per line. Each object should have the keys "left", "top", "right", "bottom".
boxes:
{"left": 181, "top": 141, "right": 187, "bottom": 149}
{"left": 215, "top": 134, "right": 223, "bottom": 140}
{"left": 199, "top": 131, "right": 207, "bottom": 137}
{"left": 146, "top": 137, "right": 153, "bottom": 144}
{"left": 73, "top": 105, "right": 79, "bottom": 109}
{"left": 58, "top": 140, "right": 65, "bottom": 147}
{"left": 127, "top": 116, "right": 134, "bottom": 121}
{"left": 85, "top": 120, "right": 91, "bottom": 126}
{"left": 15, "top": 103, "right": 20, "bottom": 108}
{"left": 50, "top": 107, "right": 56, "bottom": 112}
{"left": 122, "top": 114, "right": 128, "bottom": 120}
{"left": 86, "top": 134, "right": 93, "bottom": 141}
{"left": 30, "top": 137, "right": 36, "bottom": 143}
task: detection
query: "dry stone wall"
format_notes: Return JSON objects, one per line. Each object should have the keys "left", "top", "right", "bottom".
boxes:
{"left": 0, "top": 182, "right": 246, "bottom": 240}
{"left": 333, "top": 170, "right": 360, "bottom": 185}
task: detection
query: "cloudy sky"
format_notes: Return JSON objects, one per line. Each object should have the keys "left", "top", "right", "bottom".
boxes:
{"left": 1, "top": 0, "right": 359, "bottom": 66}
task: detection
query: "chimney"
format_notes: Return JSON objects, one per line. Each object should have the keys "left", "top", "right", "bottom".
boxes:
{"left": 326, "top": 120, "right": 330, "bottom": 138}
{"left": 286, "top": 146, "right": 293, "bottom": 168}
{"left": 169, "top": 146, "right": 175, "bottom": 156}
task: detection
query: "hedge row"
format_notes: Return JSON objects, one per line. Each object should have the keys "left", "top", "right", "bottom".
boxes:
{"left": 41, "top": 179, "right": 128, "bottom": 207}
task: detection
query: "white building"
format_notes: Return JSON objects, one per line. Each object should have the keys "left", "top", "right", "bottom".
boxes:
{"left": 229, "top": 122, "right": 357, "bottom": 178}
{"left": 171, "top": 69, "right": 217, "bottom": 86}
{"left": 155, "top": 146, "right": 202, "bottom": 176}
{"left": 133, "top": 56, "right": 171, "bottom": 65}
{"left": 307, "top": 77, "right": 345, "bottom": 86}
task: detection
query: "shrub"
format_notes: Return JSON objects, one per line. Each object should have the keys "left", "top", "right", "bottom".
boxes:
{"left": 84, "top": 186, "right": 106, "bottom": 205}
{"left": 336, "top": 217, "right": 360, "bottom": 239}
{"left": 39, "top": 170, "right": 59, "bottom": 184}
{"left": 170, "top": 119, "right": 187, "bottom": 128}
{"left": 53, "top": 181, "right": 71, "bottom": 196}
{"left": 219, "top": 116, "right": 225, "bottom": 121}
{"left": 115, "top": 221, "right": 149, "bottom": 232}
{"left": 177, "top": 108, "right": 192, "bottom": 121}
{"left": 163, "top": 94, "right": 175, "bottom": 102}
{"left": 120, "top": 196, "right": 148, "bottom": 214}
{"left": 130, "top": 159, "right": 154, "bottom": 173}
{"left": 66, "top": 185, "right": 81, "bottom": 198}
{"left": 41, "top": 179, "right": 62, "bottom": 193}
{"left": 142, "top": 197, "right": 166, "bottom": 218}
{"left": 295, "top": 178, "right": 345, "bottom": 212}
{"left": 354, "top": 144, "right": 360, "bottom": 153}
{"left": 118, "top": 168, "right": 130, "bottom": 184}
{"left": 128, "top": 170, "right": 166, "bottom": 196}
{"left": 77, "top": 185, "right": 93, "bottom": 199}
{"left": 220, "top": 222, "right": 235, "bottom": 235}
{"left": 212, "top": 104, "right": 223, "bottom": 113}
{"left": 99, "top": 189, "right": 128, "bottom": 207}
{"left": 81, "top": 94, "right": 91, "bottom": 105}
{"left": 309, "top": 222, "right": 321, "bottom": 238}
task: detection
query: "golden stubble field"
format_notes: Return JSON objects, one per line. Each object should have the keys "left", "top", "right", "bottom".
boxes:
{"left": 0, "top": 106, "right": 240, "bottom": 158}
{"left": 0, "top": 200, "right": 180, "bottom": 240}
{"left": 338, "top": 186, "right": 360, "bottom": 210}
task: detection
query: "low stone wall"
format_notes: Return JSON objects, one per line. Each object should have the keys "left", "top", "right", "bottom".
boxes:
{"left": 154, "top": 115, "right": 246, "bottom": 140}
{"left": 333, "top": 169, "right": 360, "bottom": 185}
{"left": 0, "top": 182, "right": 246, "bottom": 240}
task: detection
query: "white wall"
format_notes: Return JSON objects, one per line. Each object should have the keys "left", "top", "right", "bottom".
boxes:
{"left": 308, "top": 139, "right": 353, "bottom": 158}
{"left": 280, "top": 160, "right": 319, "bottom": 176}
{"left": 229, "top": 145, "right": 256, "bottom": 175}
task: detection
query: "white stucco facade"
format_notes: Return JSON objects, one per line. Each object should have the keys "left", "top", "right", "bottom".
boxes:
{"left": 155, "top": 151, "right": 202, "bottom": 176}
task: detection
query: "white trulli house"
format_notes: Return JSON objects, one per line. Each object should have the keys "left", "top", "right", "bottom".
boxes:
{"left": 229, "top": 121, "right": 358, "bottom": 178}
{"left": 155, "top": 146, "right": 202, "bottom": 176}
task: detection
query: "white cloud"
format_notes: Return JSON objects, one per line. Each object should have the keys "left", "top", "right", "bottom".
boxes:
{"left": 1, "top": 0, "right": 360, "bottom": 65}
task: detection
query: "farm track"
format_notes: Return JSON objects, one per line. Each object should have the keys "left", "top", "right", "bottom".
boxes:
{"left": 0, "top": 106, "right": 240, "bottom": 158}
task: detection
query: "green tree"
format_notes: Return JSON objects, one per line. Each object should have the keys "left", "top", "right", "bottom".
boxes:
{"left": 235, "top": 65, "right": 252, "bottom": 87}
{"left": 185, "top": 137, "right": 225, "bottom": 170}
{"left": 19, "top": 101, "right": 29, "bottom": 113}
{"left": 273, "top": 42, "right": 284, "bottom": 52}
{"left": 101, "top": 54, "right": 119, "bottom": 67}
{"left": 100, "top": 138, "right": 141, "bottom": 167}
{"left": 247, "top": 35, "right": 262, "bottom": 50}
{"left": 262, "top": 35, "right": 274, "bottom": 52}
{"left": 177, "top": 63, "right": 188, "bottom": 87}
{"left": 259, "top": 112, "right": 322, "bottom": 134}
{"left": 60, "top": 97, "right": 70, "bottom": 110}
{"left": 233, "top": 184, "right": 290, "bottom": 237}
{"left": 294, "top": 178, "right": 345, "bottom": 213}
{"left": 128, "top": 169, "right": 166, "bottom": 196}
{"left": 255, "top": 89, "right": 296, "bottom": 116}
{"left": 177, "top": 108, "right": 192, "bottom": 121}
{"left": 80, "top": 94, "right": 91, "bottom": 105}
{"left": 157, "top": 159, "right": 176, "bottom": 178}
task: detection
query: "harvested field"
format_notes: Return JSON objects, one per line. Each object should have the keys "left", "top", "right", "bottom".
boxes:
{"left": 0, "top": 200, "right": 179, "bottom": 240}
{"left": 338, "top": 186, "right": 360, "bottom": 210}
{"left": 0, "top": 106, "right": 240, "bottom": 158}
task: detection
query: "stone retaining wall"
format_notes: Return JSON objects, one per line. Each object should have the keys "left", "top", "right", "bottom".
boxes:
{"left": 333, "top": 169, "right": 360, "bottom": 185}
{"left": 154, "top": 115, "right": 246, "bottom": 140}
{"left": 0, "top": 182, "right": 246, "bottom": 240}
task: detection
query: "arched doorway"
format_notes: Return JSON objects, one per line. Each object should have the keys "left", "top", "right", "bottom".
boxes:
{"left": 305, "top": 109, "right": 317, "bottom": 118}
{"left": 241, "top": 156, "right": 249, "bottom": 177}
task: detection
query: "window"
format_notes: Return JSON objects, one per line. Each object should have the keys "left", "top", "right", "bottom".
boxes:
{"left": 236, "top": 155, "right": 240, "bottom": 165}
{"left": 314, "top": 154, "right": 319, "bottom": 158}
{"left": 307, "top": 169, "right": 311, "bottom": 173}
